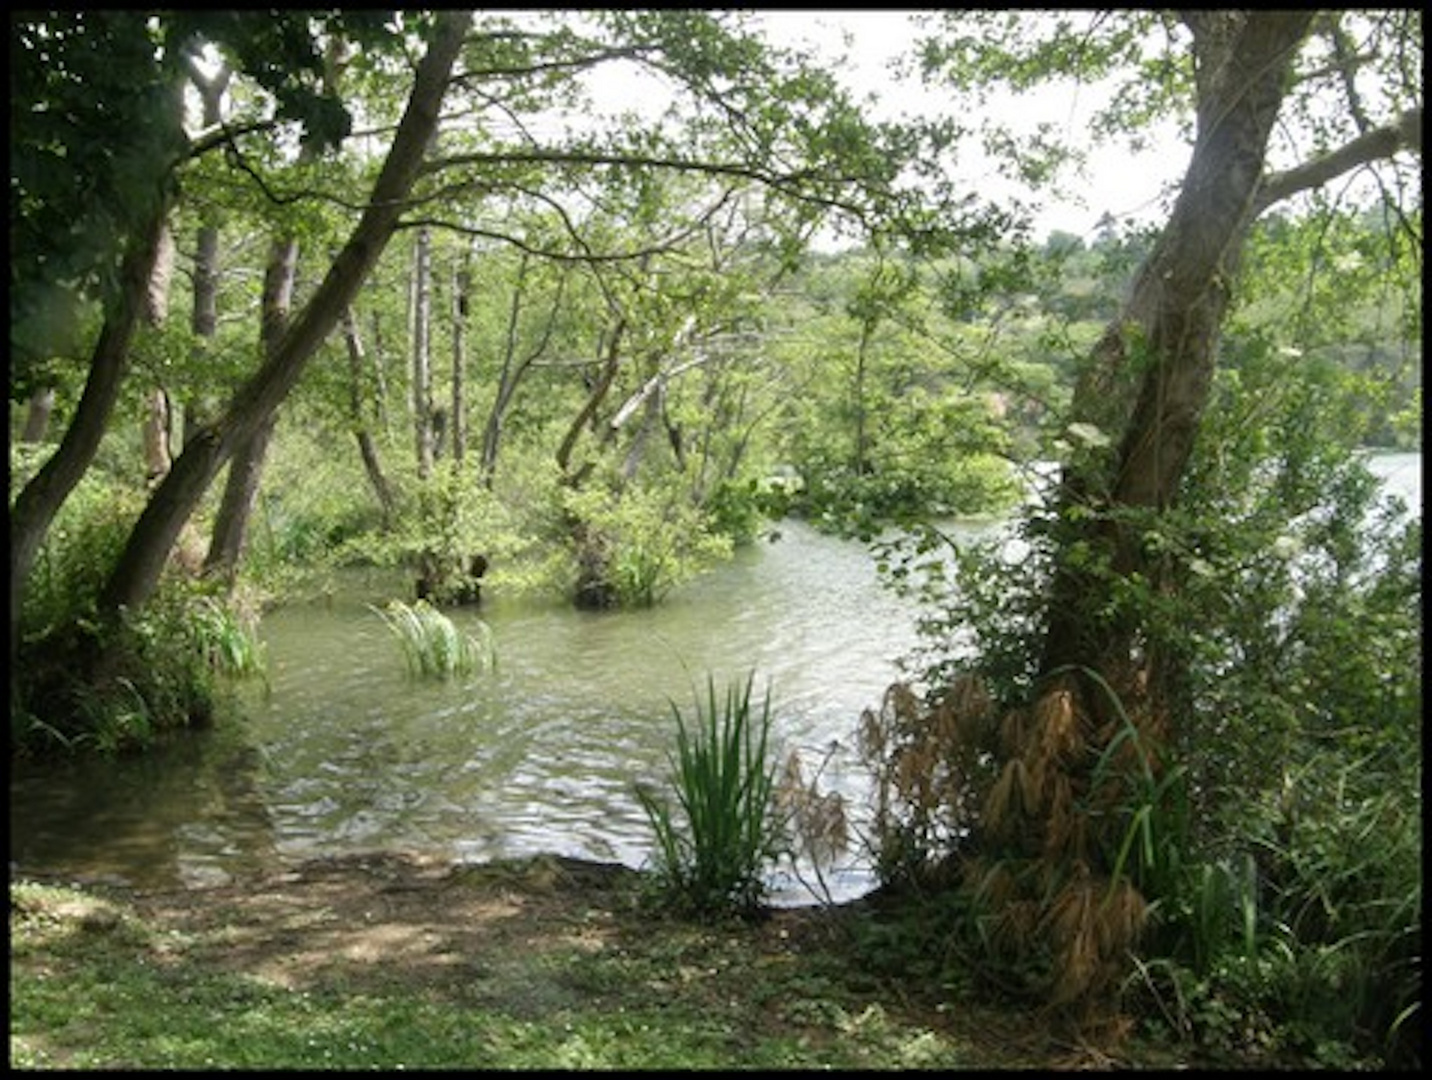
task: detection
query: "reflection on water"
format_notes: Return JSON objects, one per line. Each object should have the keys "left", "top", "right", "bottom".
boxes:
{"left": 10, "top": 454, "right": 1419, "bottom": 905}
{"left": 9, "top": 720, "right": 278, "bottom": 889}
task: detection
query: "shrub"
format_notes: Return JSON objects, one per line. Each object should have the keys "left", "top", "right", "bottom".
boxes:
{"left": 562, "top": 479, "right": 732, "bottom": 609}
{"left": 860, "top": 341, "right": 1421, "bottom": 1063}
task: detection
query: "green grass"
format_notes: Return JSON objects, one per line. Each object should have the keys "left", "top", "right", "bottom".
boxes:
{"left": 8, "top": 871, "right": 990, "bottom": 1070}
{"left": 10, "top": 859, "right": 1358, "bottom": 1070}
{"left": 370, "top": 599, "right": 494, "bottom": 680}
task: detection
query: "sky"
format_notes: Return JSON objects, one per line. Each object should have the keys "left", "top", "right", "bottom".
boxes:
{"left": 749, "top": 10, "right": 1191, "bottom": 241}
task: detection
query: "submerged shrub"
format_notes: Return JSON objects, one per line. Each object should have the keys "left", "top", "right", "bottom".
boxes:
{"left": 563, "top": 480, "right": 733, "bottom": 609}
{"left": 634, "top": 673, "right": 786, "bottom": 918}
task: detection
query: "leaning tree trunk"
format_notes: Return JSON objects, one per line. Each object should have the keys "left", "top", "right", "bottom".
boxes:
{"left": 95, "top": 11, "right": 471, "bottom": 618}
{"left": 479, "top": 251, "right": 567, "bottom": 486}
{"left": 203, "top": 236, "right": 298, "bottom": 584}
{"left": 342, "top": 303, "right": 398, "bottom": 530}
{"left": 9, "top": 187, "right": 173, "bottom": 652}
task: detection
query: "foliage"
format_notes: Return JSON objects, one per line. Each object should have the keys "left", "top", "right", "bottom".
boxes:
{"left": 766, "top": 251, "right": 1025, "bottom": 536}
{"left": 9, "top": 11, "right": 188, "bottom": 383}
{"left": 371, "top": 600, "right": 494, "bottom": 681}
{"left": 634, "top": 673, "right": 786, "bottom": 918}
{"left": 13, "top": 587, "right": 263, "bottom": 759}
{"left": 855, "top": 678, "right": 997, "bottom": 891}
{"left": 9, "top": 442, "right": 145, "bottom": 645}
{"left": 772, "top": 742, "right": 853, "bottom": 906}
{"left": 860, "top": 315, "right": 1421, "bottom": 1061}
{"left": 9, "top": 440, "right": 269, "bottom": 757}
{"left": 562, "top": 478, "right": 734, "bottom": 609}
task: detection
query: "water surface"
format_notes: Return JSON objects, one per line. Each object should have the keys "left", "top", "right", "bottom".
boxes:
{"left": 10, "top": 453, "right": 1418, "bottom": 904}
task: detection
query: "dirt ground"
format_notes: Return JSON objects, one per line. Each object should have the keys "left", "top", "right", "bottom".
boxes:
{"left": 14, "top": 851, "right": 1170, "bottom": 1069}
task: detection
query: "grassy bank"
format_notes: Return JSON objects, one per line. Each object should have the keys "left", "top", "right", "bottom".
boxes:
{"left": 9, "top": 852, "right": 1281, "bottom": 1070}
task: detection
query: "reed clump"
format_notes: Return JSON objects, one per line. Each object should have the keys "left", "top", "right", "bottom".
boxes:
{"left": 634, "top": 672, "right": 785, "bottom": 918}
{"left": 371, "top": 599, "right": 494, "bottom": 680}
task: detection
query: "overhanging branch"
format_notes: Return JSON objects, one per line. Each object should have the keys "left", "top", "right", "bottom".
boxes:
{"left": 1254, "top": 106, "right": 1421, "bottom": 215}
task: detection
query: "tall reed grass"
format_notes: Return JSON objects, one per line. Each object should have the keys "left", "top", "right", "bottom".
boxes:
{"left": 371, "top": 599, "right": 494, "bottom": 679}
{"left": 634, "top": 672, "right": 786, "bottom": 917}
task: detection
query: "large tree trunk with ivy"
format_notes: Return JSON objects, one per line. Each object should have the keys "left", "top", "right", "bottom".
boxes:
{"left": 95, "top": 12, "right": 471, "bottom": 617}
{"left": 1042, "top": 13, "right": 1316, "bottom": 685}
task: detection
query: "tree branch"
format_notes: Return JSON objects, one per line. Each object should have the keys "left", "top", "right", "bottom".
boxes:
{"left": 1254, "top": 106, "right": 1421, "bottom": 215}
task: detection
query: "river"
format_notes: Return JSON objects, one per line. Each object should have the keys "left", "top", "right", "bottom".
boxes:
{"left": 8, "top": 451, "right": 1419, "bottom": 905}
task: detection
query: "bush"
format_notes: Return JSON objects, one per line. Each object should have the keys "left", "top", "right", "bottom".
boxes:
{"left": 563, "top": 479, "right": 732, "bottom": 609}
{"left": 859, "top": 342, "right": 1421, "bottom": 1063}
{"left": 10, "top": 450, "right": 266, "bottom": 757}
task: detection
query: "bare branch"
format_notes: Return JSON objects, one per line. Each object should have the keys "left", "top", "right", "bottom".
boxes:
{"left": 1254, "top": 106, "right": 1421, "bottom": 214}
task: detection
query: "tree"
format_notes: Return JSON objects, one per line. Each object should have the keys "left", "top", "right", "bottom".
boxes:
{"left": 914, "top": 8, "right": 1422, "bottom": 1011}
{"left": 9, "top": 12, "right": 189, "bottom": 652}
{"left": 93, "top": 12, "right": 471, "bottom": 617}
{"left": 8, "top": 10, "right": 432, "bottom": 646}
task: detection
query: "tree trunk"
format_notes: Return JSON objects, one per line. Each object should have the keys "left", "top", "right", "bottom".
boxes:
{"left": 342, "top": 303, "right": 398, "bottom": 529}
{"left": 411, "top": 225, "right": 435, "bottom": 479}
{"left": 369, "top": 308, "right": 391, "bottom": 432}
{"left": 450, "top": 254, "right": 469, "bottom": 465}
{"left": 182, "top": 60, "right": 229, "bottom": 448}
{"left": 203, "top": 412, "right": 278, "bottom": 581}
{"left": 10, "top": 188, "right": 173, "bottom": 647}
{"left": 20, "top": 388, "right": 55, "bottom": 444}
{"left": 96, "top": 11, "right": 471, "bottom": 617}
{"left": 480, "top": 252, "right": 535, "bottom": 485}
{"left": 185, "top": 221, "right": 222, "bottom": 447}
{"left": 1040, "top": 12, "right": 1316, "bottom": 692}
{"left": 142, "top": 387, "right": 174, "bottom": 484}
{"left": 556, "top": 317, "right": 627, "bottom": 484}
{"left": 203, "top": 235, "right": 299, "bottom": 583}
{"left": 141, "top": 221, "right": 177, "bottom": 483}
{"left": 962, "top": 13, "right": 1320, "bottom": 1012}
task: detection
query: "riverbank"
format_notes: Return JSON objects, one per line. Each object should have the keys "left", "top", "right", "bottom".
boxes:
{"left": 11, "top": 850, "right": 1304, "bottom": 1070}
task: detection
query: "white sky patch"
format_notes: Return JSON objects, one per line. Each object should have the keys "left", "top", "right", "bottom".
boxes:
{"left": 747, "top": 11, "right": 1190, "bottom": 241}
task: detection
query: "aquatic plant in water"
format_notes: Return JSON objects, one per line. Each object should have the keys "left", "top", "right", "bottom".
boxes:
{"left": 371, "top": 599, "right": 494, "bottom": 679}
